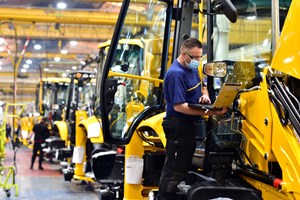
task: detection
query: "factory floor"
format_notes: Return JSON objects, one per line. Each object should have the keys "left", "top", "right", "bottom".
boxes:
{"left": 1, "top": 144, "right": 99, "bottom": 200}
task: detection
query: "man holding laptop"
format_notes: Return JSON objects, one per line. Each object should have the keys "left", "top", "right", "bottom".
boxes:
{"left": 158, "top": 38, "right": 228, "bottom": 200}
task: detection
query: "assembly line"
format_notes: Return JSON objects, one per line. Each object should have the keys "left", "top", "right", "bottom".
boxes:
{"left": 1, "top": 0, "right": 300, "bottom": 199}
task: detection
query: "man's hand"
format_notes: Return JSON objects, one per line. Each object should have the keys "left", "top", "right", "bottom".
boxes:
{"left": 199, "top": 94, "right": 211, "bottom": 104}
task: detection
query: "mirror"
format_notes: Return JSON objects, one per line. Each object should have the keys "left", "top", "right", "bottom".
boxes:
{"left": 203, "top": 61, "right": 227, "bottom": 78}
{"left": 220, "top": 0, "right": 238, "bottom": 23}
{"left": 213, "top": 0, "right": 238, "bottom": 23}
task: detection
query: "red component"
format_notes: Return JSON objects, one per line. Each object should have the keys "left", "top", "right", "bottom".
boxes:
{"left": 117, "top": 147, "right": 124, "bottom": 154}
{"left": 273, "top": 178, "right": 282, "bottom": 189}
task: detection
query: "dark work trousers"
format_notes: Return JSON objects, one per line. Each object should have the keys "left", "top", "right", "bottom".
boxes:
{"left": 31, "top": 142, "right": 44, "bottom": 167}
{"left": 158, "top": 116, "right": 198, "bottom": 200}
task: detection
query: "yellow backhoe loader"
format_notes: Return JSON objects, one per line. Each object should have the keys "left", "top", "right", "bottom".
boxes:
{"left": 95, "top": 0, "right": 299, "bottom": 199}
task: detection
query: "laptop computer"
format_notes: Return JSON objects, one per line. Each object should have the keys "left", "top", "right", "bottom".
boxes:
{"left": 188, "top": 84, "right": 242, "bottom": 110}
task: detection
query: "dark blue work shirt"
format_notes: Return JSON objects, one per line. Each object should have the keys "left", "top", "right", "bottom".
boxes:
{"left": 164, "top": 59, "right": 202, "bottom": 119}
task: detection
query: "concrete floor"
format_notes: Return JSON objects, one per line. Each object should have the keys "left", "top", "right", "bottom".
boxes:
{"left": 1, "top": 145, "right": 99, "bottom": 200}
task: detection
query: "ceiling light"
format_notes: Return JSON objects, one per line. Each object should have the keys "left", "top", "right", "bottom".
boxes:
{"left": 61, "top": 49, "right": 68, "bottom": 54}
{"left": 246, "top": 15, "right": 256, "bottom": 20}
{"left": 0, "top": 37, "right": 4, "bottom": 45}
{"left": 26, "top": 59, "right": 32, "bottom": 64}
{"left": 262, "top": 39, "right": 269, "bottom": 47}
{"left": 66, "top": 69, "right": 70, "bottom": 72}
{"left": 62, "top": 73, "right": 67, "bottom": 77}
{"left": 72, "top": 66, "right": 77, "bottom": 70}
{"left": 34, "top": 44, "right": 42, "bottom": 50}
{"left": 23, "top": 64, "right": 29, "bottom": 69}
{"left": 44, "top": 68, "right": 50, "bottom": 71}
{"left": 70, "top": 41, "right": 78, "bottom": 46}
{"left": 21, "top": 68, "right": 27, "bottom": 73}
{"left": 57, "top": 2, "right": 67, "bottom": 9}
{"left": 54, "top": 57, "right": 61, "bottom": 62}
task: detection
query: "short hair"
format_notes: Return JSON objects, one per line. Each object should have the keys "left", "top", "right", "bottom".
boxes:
{"left": 181, "top": 38, "right": 202, "bottom": 51}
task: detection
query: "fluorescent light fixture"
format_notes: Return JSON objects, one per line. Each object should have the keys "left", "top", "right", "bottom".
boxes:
{"left": 72, "top": 66, "right": 77, "bottom": 70}
{"left": 263, "top": 39, "right": 269, "bottom": 47}
{"left": 61, "top": 49, "right": 68, "bottom": 54}
{"left": 23, "top": 64, "right": 29, "bottom": 69}
{"left": 44, "top": 68, "right": 50, "bottom": 71}
{"left": 0, "top": 37, "right": 5, "bottom": 45}
{"left": 34, "top": 44, "right": 42, "bottom": 50}
{"left": 246, "top": 15, "right": 256, "bottom": 20}
{"left": 70, "top": 41, "right": 78, "bottom": 46}
{"left": 57, "top": 2, "right": 67, "bottom": 9}
{"left": 54, "top": 57, "right": 61, "bottom": 62}
{"left": 26, "top": 59, "right": 32, "bottom": 64}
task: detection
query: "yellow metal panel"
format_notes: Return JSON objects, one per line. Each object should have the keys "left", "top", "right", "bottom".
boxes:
{"left": 74, "top": 110, "right": 88, "bottom": 177}
{"left": 271, "top": 0, "right": 300, "bottom": 79}
{"left": 124, "top": 132, "right": 144, "bottom": 199}
{"left": 137, "top": 112, "right": 166, "bottom": 147}
{"left": 54, "top": 120, "right": 68, "bottom": 144}
{"left": 79, "top": 116, "right": 104, "bottom": 144}
{"left": 238, "top": 74, "right": 275, "bottom": 163}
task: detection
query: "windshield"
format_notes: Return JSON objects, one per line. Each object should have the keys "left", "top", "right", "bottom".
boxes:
{"left": 77, "top": 80, "right": 96, "bottom": 110}
{"left": 202, "top": 0, "right": 290, "bottom": 89}
{"left": 65, "top": 72, "right": 96, "bottom": 120}
{"left": 100, "top": 0, "right": 169, "bottom": 139}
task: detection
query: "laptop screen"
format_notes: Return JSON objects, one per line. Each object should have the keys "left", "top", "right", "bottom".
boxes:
{"left": 212, "top": 84, "right": 242, "bottom": 109}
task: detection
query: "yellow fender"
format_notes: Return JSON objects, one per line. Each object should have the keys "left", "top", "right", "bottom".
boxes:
{"left": 79, "top": 116, "right": 104, "bottom": 144}
{"left": 136, "top": 112, "right": 166, "bottom": 147}
{"left": 53, "top": 120, "right": 68, "bottom": 145}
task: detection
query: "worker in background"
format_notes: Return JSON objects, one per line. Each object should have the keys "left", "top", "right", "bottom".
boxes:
{"left": 29, "top": 117, "right": 50, "bottom": 170}
{"left": 5, "top": 122, "right": 12, "bottom": 148}
{"left": 158, "top": 38, "right": 227, "bottom": 199}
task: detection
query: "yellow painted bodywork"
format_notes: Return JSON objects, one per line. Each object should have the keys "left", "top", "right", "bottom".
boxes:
{"left": 73, "top": 110, "right": 88, "bottom": 178}
{"left": 123, "top": 112, "right": 166, "bottom": 199}
{"left": 271, "top": 0, "right": 300, "bottom": 80}
{"left": 79, "top": 116, "right": 104, "bottom": 144}
{"left": 237, "top": 0, "right": 300, "bottom": 198}
{"left": 20, "top": 116, "right": 34, "bottom": 145}
{"left": 53, "top": 120, "right": 68, "bottom": 145}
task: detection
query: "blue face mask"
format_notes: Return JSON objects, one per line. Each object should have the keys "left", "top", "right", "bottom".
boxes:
{"left": 186, "top": 59, "right": 200, "bottom": 69}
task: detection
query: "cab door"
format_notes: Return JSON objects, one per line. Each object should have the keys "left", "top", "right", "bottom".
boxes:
{"left": 99, "top": 0, "right": 173, "bottom": 144}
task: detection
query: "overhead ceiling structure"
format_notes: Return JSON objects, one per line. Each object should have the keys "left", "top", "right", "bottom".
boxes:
{"left": 0, "top": 0, "right": 290, "bottom": 104}
{"left": 0, "top": 0, "right": 122, "bottom": 102}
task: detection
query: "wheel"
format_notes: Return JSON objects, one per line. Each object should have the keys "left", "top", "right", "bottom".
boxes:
{"left": 5, "top": 190, "right": 11, "bottom": 197}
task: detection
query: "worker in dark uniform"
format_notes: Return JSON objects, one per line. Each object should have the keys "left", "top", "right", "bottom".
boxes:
{"left": 5, "top": 122, "right": 12, "bottom": 148}
{"left": 158, "top": 38, "right": 228, "bottom": 199}
{"left": 30, "top": 117, "right": 50, "bottom": 170}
